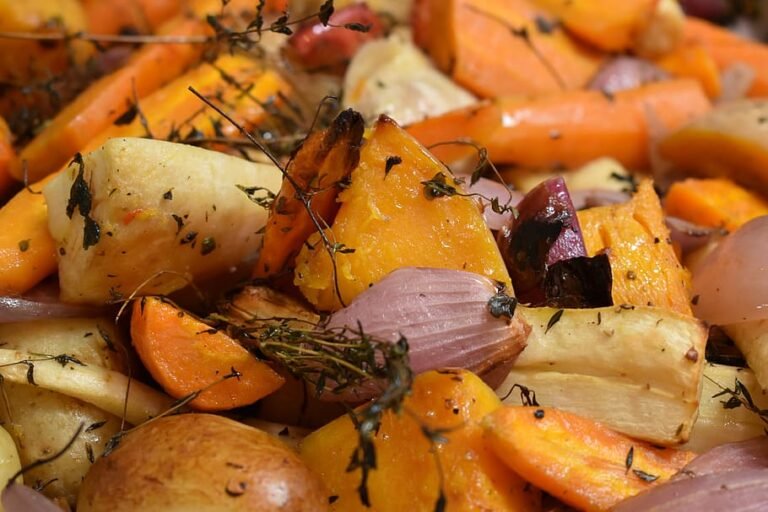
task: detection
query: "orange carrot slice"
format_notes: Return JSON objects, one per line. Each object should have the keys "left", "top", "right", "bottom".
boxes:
{"left": 253, "top": 109, "right": 365, "bottom": 277}
{"left": 408, "top": 79, "right": 711, "bottom": 170}
{"left": 664, "top": 177, "right": 768, "bottom": 232}
{"left": 131, "top": 297, "right": 284, "bottom": 411}
{"left": 483, "top": 406, "right": 695, "bottom": 512}
{"left": 412, "top": 0, "right": 604, "bottom": 98}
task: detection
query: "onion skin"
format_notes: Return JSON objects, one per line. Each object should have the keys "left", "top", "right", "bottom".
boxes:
{"left": 0, "top": 296, "right": 106, "bottom": 323}
{"left": 613, "top": 468, "right": 768, "bottom": 511}
{"left": 692, "top": 216, "right": 768, "bottom": 325}
{"left": 665, "top": 216, "right": 724, "bottom": 255}
{"left": 588, "top": 57, "right": 669, "bottom": 94}
{"left": 325, "top": 267, "right": 529, "bottom": 400}
{"left": 679, "top": 436, "right": 768, "bottom": 478}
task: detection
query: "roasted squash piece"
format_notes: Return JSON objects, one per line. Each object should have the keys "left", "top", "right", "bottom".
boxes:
{"left": 578, "top": 180, "right": 692, "bottom": 315}
{"left": 412, "top": 0, "right": 603, "bottom": 98}
{"left": 300, "top": 369, "right": 541, "bottom": 512}
{"left": 294, "top": 115, "right": 510, "bottom": 311}
{"left": 659, "top": 100, "right": 768, "bottom": 195}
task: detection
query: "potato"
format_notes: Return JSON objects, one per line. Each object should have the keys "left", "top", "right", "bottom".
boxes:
{"left": 0, "top": 384, "right": 122, "bottom": 507}
{"left": 0, "top": 425, "right": 22, "bottom": 484}
{"left": 498, "top": 305, "right": 707, "bottom": 445}
{"left": 77, "top": 414, "right": 328, "bottom": 512}
{"left": 343, "top": 29, "right": 476, "bottom": 126}
{"left": 43, "top": 138, "right": 283, "bottom": 304}
{"left": 0, "top": 317, "right": 144, "bottom": 505}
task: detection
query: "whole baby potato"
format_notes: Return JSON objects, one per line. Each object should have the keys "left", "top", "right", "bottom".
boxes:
{"left": 77, "top": 413, "right": 328, "bottom": 512}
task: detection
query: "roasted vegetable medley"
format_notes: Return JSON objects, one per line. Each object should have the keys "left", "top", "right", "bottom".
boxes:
{"left": 0, "top": 0, "right": 767, "bottom": 510}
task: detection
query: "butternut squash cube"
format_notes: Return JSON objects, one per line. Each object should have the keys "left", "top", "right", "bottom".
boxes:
{"left": 294, "top": 115, "right": 510, "bottom": 311}
{"left": 578, "top": 180, "right": 692, "bottom": 315}
{"left": 300, "top": 369, "right": 540, "bottom": 512}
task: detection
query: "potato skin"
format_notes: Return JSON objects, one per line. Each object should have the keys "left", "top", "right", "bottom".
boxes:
{"left": 77, "top": 414, "right": 328, "bottom": 512}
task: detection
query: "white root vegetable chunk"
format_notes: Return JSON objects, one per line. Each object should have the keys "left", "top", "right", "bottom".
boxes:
{"left": 44, "top": 138, "right": 283, "bottom": 304}
{"left": 724, "top": 320, "right": 768, "bottom": 390}
{"left": 343, "top": 29, "right": 476, "bottom": 126}
{"left": 0, "top": 348, "right": 173, "bottom": 426}
{"left": 684, "top": 363, "right": 768, "bottom": 453}
{"left": 498, "top": 305, "right": 707, "bottom": 446}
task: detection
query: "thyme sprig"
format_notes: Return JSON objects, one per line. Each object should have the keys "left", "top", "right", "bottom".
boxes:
{"left": 235, "top": 320, "right": 413, "bottom": 506}
{"left": 708, "top": 375, "right": 768, "bottom": 429}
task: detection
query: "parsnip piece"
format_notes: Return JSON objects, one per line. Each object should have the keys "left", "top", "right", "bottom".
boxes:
{"left": 44, "top": 138, "right": 282, "bottom": 304}
{"left": 684, "top": 363, "right": 768, "bottom": 453}
{"left": 498, "top": 306, "right": 707, "bottom": 445}
{"left": 505, "top": 157, "right": 633, "bottom": 194}
{"left": 0, "top": 317, "right": 128, "bottom": 372}
{"left": 634, "top": 0, "right": 685, "bottom": 57}
{"left": 724, "top": 320, "right": 768, "bottom": 390}
{"left": 343, "top": 29, "right": 476, "bottom": 125}
{"left": 0, "top": 348, "right": 172, "bottom": 426}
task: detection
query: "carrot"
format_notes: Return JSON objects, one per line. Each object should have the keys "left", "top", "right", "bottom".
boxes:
{"left": 682, "top": 17, "right": 768, "bottom": 97}
{"left": 412, "top": 0, "right": 604, "bottom": 98}
{"left": 0, "top": 55, "right": 290, "bottom": 296}
{"left": 654, "top": 44, "right": 721, "bottom": 99}
{"left": 0, "top": 117, "right": 16, "bottom": 201}
{"left": 131, "top": 297, "right": 284, "bottom": 411}
{"left": 81, "top": 54, "right": 291, "bottom": 151}
{"left": 82, "top": 0, "right": 183, "bottom": 35}
{"left": 483, "top": 406, "right": 695, "bottom": 512}
{"left": 408, "top": 79, "right": 711, "bottom": 170}
{"left": 253, "top": 109, "right": 365, "bottom": 278}
{"left": 529, "top": 0, "right": 657, "bottom": 52}
{"left": 10, "top": 11, "right": 212, "bottom": 182}
{"left": 0, "top": 0, "right": 93, "bottom": 85}
{"left": 0, "top": 174, "right": 58, "bottom": 295}
{"left": 683, "top": 16, "right": 744, "bottom": 46}
{"left": 664, "top": 177, "right": 768, "bottom": 232}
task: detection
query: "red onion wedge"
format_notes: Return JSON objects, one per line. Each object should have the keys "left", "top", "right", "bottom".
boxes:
{"left": 666, "top": 216, "right": 725, "bottom": 255}
{"left": 0, "top": 280, "right": 107, "bottom": 324}
{"left": 324, "top": 267, "right": 529, "bottom": 401}
{"left": 679, "top": 436, "right": 768, "bottom": 478}
{"left": 614, "top": 468, "right": 768, "bottom": 511}
{"left": 692, "top": 216, "right": 768, "bottom": 325}
{"left": 461, "top": 176, "right": 523, "bottom": 231}
{"left": 1, "top": 483, "right": 62, "bottom": 512}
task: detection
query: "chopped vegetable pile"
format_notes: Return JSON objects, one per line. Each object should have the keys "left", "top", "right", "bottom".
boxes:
{"left": 0, "top": 0, "right": 767, "bottom": 510}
